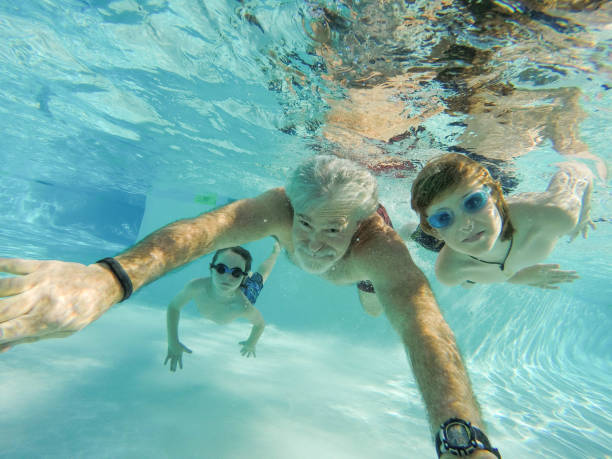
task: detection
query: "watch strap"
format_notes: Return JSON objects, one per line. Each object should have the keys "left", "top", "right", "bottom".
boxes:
{"left": 472, "top": 426, "right": 501, "bottom": 459}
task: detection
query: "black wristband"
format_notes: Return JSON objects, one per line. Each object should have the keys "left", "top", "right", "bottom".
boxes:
{"left": 96, "top": 257, "right": 133, "bottom": 302}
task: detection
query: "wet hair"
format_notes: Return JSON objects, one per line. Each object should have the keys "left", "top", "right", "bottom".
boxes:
{"left": 211, "top": 246, "right": 252, "bottom": 272}
{"left": 285, "top": 155, "right": 379, "bottom": 221}
{"left": 411, "top": 153, "right": 514, "bottom": 241}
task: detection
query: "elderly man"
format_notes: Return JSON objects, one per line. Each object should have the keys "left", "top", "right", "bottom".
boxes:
{"left": 0, "top": 156, "right": 500, "bottom": 458}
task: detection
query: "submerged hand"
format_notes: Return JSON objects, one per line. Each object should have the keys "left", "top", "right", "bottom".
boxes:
{"left": 559, "top": 163, "right": 596, "bottom": 242}
{"left": 510, "top": 264, "right": 579, "bottom": 289}
{"left": 239, "top": 340, "right": 256, "bottom": 358}
{"left": 568, "top": 181, "right": 596, "bottom": 241}
{"left": 0, "top": 258, "right": 123, "bottom": 352}
{"left": 164, "top": 341, "right": 192, "bottom": 371}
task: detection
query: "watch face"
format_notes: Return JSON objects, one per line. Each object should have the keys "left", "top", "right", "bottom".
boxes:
{"left": 446, "top": 423, "right": 471, "bottom": 448}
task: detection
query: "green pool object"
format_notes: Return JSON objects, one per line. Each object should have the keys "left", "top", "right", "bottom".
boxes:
{"left": 194, "top": 193, "right": 218, "bottom": 206}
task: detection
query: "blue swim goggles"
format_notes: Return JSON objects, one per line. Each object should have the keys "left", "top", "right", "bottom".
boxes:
{"left": 210, "top": 263, "right": 247, "bottom": 278}
{"left": 427, "top": 186, "right": 491, "bottom": 229}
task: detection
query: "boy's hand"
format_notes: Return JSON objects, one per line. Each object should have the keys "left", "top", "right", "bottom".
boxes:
{"left": 164, "top": 341, "right": 192, "bottom": 371}
{"left": 239, "top": 340, "right": 256, "bottom": 358}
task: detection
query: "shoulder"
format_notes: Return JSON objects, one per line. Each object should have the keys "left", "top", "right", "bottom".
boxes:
{"left": 350, "top": 216, "right": 423, "bottom": 282}
{"left": 508, "top": 195, "right": 575, "bottom": 234}
{"left": 213, "top": 188, "right": 294, "bottom": 247}
{"left": 186, "top": 277, "right": 209, "bottom": 294}
{"left": 251, "top": 188, "right": 293, "bottom": 216}
{"left": 246, "top": 188, "right": 294, "bottom": 234}
{"left": 435, "top": 247, "right": 468, "bottom": 286}
{"left": 353, "top": 213, "right": 398, "bottom": 247}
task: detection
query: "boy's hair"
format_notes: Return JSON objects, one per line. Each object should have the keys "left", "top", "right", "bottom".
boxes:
{"left": 411, "top": 153, "right": 514, "bottom": 240}
{"left": 211, "top": 246, "right": 252, "bottom": 272}
{"left": 285, "top": 155, "right": 379, "bottom": 221}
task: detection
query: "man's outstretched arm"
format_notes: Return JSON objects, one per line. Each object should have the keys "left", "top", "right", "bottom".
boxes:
{"left": 0, "top": 188, "right": 292, "bottom": 350}
{"left": 363, "top": 235, "right": 498, "bottom": 458}
{"left": 115, "top": 188, "right": 290, "bottom": 291}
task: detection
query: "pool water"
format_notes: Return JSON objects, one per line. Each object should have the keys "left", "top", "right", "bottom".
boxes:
{"left": 0, "top": 1, "right": 610, "bottom": 458}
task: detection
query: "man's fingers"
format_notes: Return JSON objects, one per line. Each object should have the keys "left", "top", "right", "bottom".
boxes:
{"left": 0, "top": 276, "right": 31, "bottom": 298}
{"left": 0, "top": 335, "right": 41, "bottom": 349}
{"left": 164, "top": 355, "right": 170, "bottom": 365}
{"left": 0, "top": 295, "right": 34, "bottom": 323}
{"left": 0, "top": 258, "right": 45, "bottom": 276}
{"left": 0, "top": 315, "right": 46, "bottom": 343}
{"left": 0, "top": 314, "right": 58, "bottom": 346}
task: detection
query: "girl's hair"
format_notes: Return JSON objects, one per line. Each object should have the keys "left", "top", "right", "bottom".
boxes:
{"left": 411, "top": 153, "right": 514, "bottom": 240}
{"left": 211, "top": 246, "right": 252, "bottom": 272}
{"left": 285, "top": 155, "right": 379, "bottom": 221}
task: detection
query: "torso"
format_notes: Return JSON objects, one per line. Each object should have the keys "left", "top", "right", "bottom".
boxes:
{"left": 191, "top": 278, "right": 252, "bottom": 324}
{"left": 438, "top": 196, "right": 567, "bottom": 284}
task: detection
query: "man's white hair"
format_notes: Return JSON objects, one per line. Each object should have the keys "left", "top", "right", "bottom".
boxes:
{"left": 286, "top": 155, "right": 379, "bottom": 221}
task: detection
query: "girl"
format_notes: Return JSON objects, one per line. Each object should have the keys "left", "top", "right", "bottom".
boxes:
{"left": 410, "top": 154, "right": 594, "bottom": 289}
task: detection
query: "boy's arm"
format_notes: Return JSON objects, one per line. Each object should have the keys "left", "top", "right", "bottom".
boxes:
{"left": 0, "top": 188, "right": 292, "bottom": 350}
{"left": 254, "top": 241, "right": 281, "bottom": 283}
{"left": 117, "top": 188, "right": 291, "bottom": 291}
{"left": 166, "top": 282, "right": 196, "bottom": 347}
{"left": 165, "top": 282, "right": 197, "bottom": 371}
{"left": 239, "top": 306, "right": 266, "bottom": 358}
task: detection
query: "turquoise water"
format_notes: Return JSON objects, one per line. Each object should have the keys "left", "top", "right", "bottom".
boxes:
{"left": 1, "top": 1, "right": 611, "bottom": 458}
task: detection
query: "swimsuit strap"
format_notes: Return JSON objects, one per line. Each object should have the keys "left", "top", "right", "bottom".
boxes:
{"left": 376, "top": 204, "right": 394, "bottom": 228}
{"left": 469, "top": 237, "right": 513, "bottom": 271}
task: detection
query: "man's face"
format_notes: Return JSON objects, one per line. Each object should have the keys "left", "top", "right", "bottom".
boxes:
{"left": 211, "top": 250, "right": 247, "bottom": 292}
{"left": 291, "top": 201, "right": 360, "bottom": 274}
{"left": 425, "top": 179, "right": 502, "bottom": 256}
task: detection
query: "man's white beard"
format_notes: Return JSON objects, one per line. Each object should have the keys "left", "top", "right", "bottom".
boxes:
{"left": 294, "top": 250, "right": 335, "bottom": 274}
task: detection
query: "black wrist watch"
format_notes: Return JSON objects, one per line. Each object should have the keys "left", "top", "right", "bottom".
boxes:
{"left": 435, "top": 418, "right": 501, "bottom": 458}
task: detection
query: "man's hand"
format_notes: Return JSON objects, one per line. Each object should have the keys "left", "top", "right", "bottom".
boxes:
{"left": 239, "top": 340, "right": 256, "bottom": 358}
{"left": 509, "top": 263, "right": 579, "bottom": 289}
{"left": 164, "top": 341, "right": 192, "bottom": 371}
{"left": 0, "top": 258, "right": 123, "bottom": 352}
